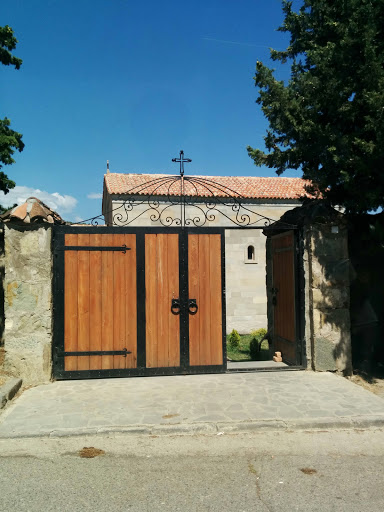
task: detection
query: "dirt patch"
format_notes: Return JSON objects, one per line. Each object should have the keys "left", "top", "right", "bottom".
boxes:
{"left": 79, "top": 447, "right": 105, "bottom": 458}
{"left": 300, "top": 468, "right": 317, "bottom": 475}
{"left": 162, "top": 413, "right": 180, "bottom": 419}
{"left": 349, "top": 369, "right": 384, "bottom": 399}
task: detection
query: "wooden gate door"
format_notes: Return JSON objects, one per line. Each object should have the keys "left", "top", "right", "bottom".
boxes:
{"left": 145, "top": 233, "right": 180, "bottom": 369}
{"left": 53, "top": 231, "right": 138, "bottom": 378}
{"left": 53, "top": 227, "right": 225, "bottom": 379}
{"left": 271, "top": 230, "right": 297, "bottom": 364}
{"left": 145, "top": 231, "right": 225, "bottom": 372}
{"left": 188, "top": 233, "right": 224, "bottom": 368}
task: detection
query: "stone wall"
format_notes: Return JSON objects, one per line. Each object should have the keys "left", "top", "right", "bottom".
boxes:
{"left": 2, "top": 224, "right": 53, "bottom": 385}
{"left": 0, "top": 227, "right": 4, "bottom": 346}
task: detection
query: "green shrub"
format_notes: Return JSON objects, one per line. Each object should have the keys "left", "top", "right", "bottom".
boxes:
{"left": 250, "top": 328, "right": 267, "bottom": 340}
{"left": 228, "top": 329, "right": 241, "bottom": 349}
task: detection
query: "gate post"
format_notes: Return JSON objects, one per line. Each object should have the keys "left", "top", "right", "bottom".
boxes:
{"left": 265, "top": 201, "right": 352, "bottom": 375}
{"left": 0, "top": 198, "right": 65, "bottom": 386}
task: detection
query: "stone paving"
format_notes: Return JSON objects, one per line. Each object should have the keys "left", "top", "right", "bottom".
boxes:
{"left": 0, "top": 371, "right": 384, "bottom": 438}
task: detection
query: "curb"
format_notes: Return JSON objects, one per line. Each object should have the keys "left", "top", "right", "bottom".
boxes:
{"left": 1, "top": 415, "right": 384, "bottom": 439}
{"left": 0, "top": 378, "right": 22, "bottom": 409}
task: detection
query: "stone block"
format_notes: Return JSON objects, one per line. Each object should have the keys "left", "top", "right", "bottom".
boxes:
{"left": 311, "top": 258, "right": 349, "bottom": 288}
{"left": 312, "top": 287, "right": 349, "bottom": 309}
{"left": 310, "top": 232, "right": 348, "bottom": 261}
{"left": 314, "top": 336, "right": 338, "bottom": 371}
{"left": 4, "top": 343, "right": 52, "bottom": 386}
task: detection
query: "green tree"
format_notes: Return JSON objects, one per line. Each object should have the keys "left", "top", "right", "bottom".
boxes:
{"left": 247, "top": 1, "right": 384, "bottom": 214}
{"left": 0, "top": 25, "right": 24, "bottom": 194}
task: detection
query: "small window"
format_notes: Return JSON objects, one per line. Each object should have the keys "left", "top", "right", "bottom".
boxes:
{"left": 244, "top": 244, "right": 258, "bottom": 264}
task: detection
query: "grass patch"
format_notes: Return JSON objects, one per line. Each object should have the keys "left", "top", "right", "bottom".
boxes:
{"left": 226, "top": 333, "right": 269, "bottom": 362}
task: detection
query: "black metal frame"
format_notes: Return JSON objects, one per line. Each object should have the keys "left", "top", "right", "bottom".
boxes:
{"left": 52, "top": 225, "right": 227, "bottom": 380}
{"left": 295, "top": 228, "right": 307, "bottom": 368}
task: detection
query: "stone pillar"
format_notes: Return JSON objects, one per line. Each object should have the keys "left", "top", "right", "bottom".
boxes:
{"left": 3, "top": 224, "right": 53, "bottom": 385}
{"left": 305, "top": 221, "right": 352, "bottom": 375}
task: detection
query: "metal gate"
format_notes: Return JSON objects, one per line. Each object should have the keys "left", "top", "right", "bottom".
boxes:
{"left": 270, "top": 230, "right": 302, "bottom": 365}
{"left": 52, "top": 226, "right": 226, "bottom": 379}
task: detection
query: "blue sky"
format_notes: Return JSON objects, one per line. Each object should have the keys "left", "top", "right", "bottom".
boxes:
{"left": 1, "top": 0, "right": 298, "bottom": 221}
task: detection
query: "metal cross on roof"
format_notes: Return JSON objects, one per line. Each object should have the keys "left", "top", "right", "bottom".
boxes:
{"left": 172, "top": 150, "right": 192, "bottom": 176}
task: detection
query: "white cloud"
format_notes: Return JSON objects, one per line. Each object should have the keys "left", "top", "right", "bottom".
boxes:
{"left": 0, "top": 186, "right": 78, "bottom": 215}
{"left": 87, "top": 193, "right": 102, "bottom": 199}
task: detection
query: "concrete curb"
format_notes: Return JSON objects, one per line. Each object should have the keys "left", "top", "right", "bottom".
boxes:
{"left": 0, "top": 378, "right": 22, "bottom": 409}
{"left": 1, "top": 415, "right": 384, "bottom": 439}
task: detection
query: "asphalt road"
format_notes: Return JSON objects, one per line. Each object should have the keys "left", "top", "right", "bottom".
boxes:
{"left": 0, "top": 429, "right": 384, "bottom": 512}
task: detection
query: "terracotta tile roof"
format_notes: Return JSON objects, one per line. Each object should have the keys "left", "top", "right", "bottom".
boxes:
{"left": 0, "top": 197, "right": 65, "bottom": 224}
{"left": 104, "top": 173, "right": 311, "bottom": 200}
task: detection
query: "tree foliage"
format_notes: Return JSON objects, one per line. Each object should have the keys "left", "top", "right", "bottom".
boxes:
{"left": 0, "top": 25, "right": 23, "bottom": 194}
{"left": 247, "top": 1, "right": 384, "bottom": 213}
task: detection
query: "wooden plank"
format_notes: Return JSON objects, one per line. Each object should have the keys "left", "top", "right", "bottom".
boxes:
{"left": 145, "top": 234, "right": 157, "bottom": 368}
{"left": 124, "top": 234, "right": 137, "bottom": 369}
{"left": 146, "top": 234, "right": 180, "bottom": 368}
{"left": 157, "top": 234, "right": 167, "bottom": 367}
{"left": 198, "top": 235, "right": 210, "bottom": 366}
{"left": 77, "top": 233, "right": 90, "bottom": 371}
{"left": 189, "top": 234, "right": 223, "bottom": 367}
{"left": 101, "top": 234, "right": 114, "bottom": 369}
{"left": 112, "top": 234, "right": 126, "bottom": 369}
{"left": 167, "top": 234, "right": 180, "bottom": 367}
{"left": 209, "top": 235, "right": 223, "bottom": 365}
{"left": 188, "top": 234, "right": 200, "bottom": 366}
{"left": 64, "top": 234, "right": 78, "bottom": 371}
{"left": 89, "top": 233, "right": 102, "bottom": 370}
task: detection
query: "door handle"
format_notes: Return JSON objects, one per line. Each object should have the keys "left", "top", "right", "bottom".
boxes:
{"left": 188, "top": 299, "right": 198, "bottom": 315}
{"left": 171, "top": 298, "right": 181, "bottom": 315}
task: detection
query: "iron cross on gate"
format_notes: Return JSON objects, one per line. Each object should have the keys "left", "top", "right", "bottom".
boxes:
{"left": 172, "top": 150, "right": 192, "bottom": 176}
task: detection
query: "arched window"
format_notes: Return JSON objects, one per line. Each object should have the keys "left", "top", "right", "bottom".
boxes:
{"left": 247, "top": 245, "right": 255, "bottom": 261}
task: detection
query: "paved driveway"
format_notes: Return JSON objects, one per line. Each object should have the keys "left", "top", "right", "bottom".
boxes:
{"left": 0, "top": 371, "right": 383, "bottom": 438}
